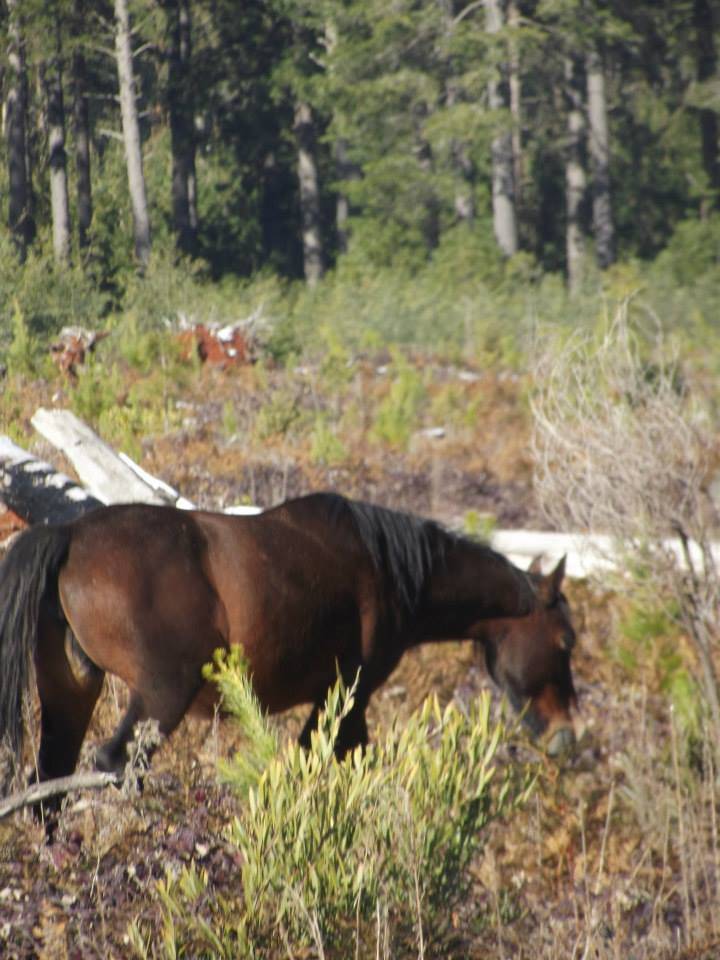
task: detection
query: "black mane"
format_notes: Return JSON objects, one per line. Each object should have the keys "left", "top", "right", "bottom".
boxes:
{"left": 316, "top": 493, "right": 468, "bottom": 616}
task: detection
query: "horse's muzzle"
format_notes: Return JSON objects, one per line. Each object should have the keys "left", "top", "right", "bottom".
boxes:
{"left": 545, "top": 724, "right": 576, "bottom": 757}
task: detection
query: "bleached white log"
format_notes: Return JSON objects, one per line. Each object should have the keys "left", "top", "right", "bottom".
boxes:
{"left": 31, "top": 408, "right": 171, "bottom": 506}
{"left": 490, "top": 528, "right": 720, "bottom": 578}
{"left": 118, "top": 451, "right": 196, "bottom": 509}
{"left": 491, "top": 529, "right": 617, "bottom": 578}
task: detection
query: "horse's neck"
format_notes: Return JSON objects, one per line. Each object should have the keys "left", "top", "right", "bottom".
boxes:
{"left": 413, "top": 538, "right": 536, "bottom": 643}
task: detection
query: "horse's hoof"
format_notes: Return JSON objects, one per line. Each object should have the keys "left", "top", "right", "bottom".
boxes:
{"left": 546, "top": 725, "right": 576, "bottom": 758}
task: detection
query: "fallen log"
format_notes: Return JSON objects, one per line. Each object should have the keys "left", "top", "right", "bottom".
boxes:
{"left": 31, "top": 408, "right": 173, "bottom": 506}
{"left": 0, "top": 771, "right": 122, "bottom": 821}
{"left": 0, "top": 435, "right": 102, "bottom": 526}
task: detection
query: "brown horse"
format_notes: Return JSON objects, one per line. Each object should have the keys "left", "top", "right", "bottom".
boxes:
{"left": 0, "top": 492, "right": 577, "bottom": 798}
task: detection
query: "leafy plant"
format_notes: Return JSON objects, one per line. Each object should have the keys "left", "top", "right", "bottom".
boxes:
{"left": 371, "top": 353, "right": 427, "bottom": 449}
{"left": 310, "top": 415, "right": 347, "bottom": 466}
{"left": 463, "top": 509, "right": 497, "bottom": 541}
{"left": 136, "top": 650, "right": 534, "bottom": 958}
{"left": 254, "top": 388, "right": 304, "bottom": 441}
{"left": 5, "top": 301, "right": 40, "bottom": 378}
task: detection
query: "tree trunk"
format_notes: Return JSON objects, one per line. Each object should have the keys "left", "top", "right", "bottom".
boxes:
{"left": 507, "top": 0, "right": 523, "bottom": 217}
{"left": 44, "top": 16, "right": 72, "bottom": 265}
{"left": 334, "top": 137, "right": 358, "bottom": 253}
{"left": 485, "top": 0, "right": 518, "bottom": 257}
{"left": 71, "top": 0, "right": 92, "bottom": 250}
{"left": 294, "top": 100, "right": 324, "bottom": 286}
{"left": 446, "top": 80, "right": 476, "bottom": 225}
{"left": 163, "top": 0, "right": 197, "bottom": 253}
{"left": 114, "top": 0, "right": 151, "bottom": 268}
{"left": 5, "top": 0, "right": 34, "bottom": 261}
{"left": 694, "top": 0, "right": 720, "bottom": 213}
{"left": 565, "top": 54, "right": 587, "bottom": 295}
{"left": 586, "top": 48, "right": 615, "bottom": 269}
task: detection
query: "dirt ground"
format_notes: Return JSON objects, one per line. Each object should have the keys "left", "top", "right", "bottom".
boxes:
{"left": 1, "top": 357, "right": 718, "bottom": 959}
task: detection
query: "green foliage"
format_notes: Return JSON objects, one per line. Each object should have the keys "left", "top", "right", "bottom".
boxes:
{"left": 202, "top": 649, "right": 280, "bottom": 796}
{"left": 651, "top": 215, "right": 720, "bottom": 286}
{"left": 0, "top": 236, "right": 109, "bottom": 341}
{"left": 221, "top": 401, "right": 239, "bottom": 439}
{"left": 4, "top": 302, "right": 41, "bottom": 378}
{"left": 371, "top": 353, "right": 427, "bottom": 449}
{"left": 310, "top": 415, "right": 348, "bottom": 465}
{"left": 69, "top": 357, "right": 125, "bottom": 426}
{"left": 463, "top": 509, "right": 497, "bottom": 541}
{"left": 617, "top": 600, "right": 701, "bottom": 738}
{"left": 430, "top": 382, "right": 485, "bottom": 431}
{"left": 254, "top": 386, "right": 305, "bottom": 441}
{"left": 317, "top": 325, "right": 354, "bottom": 394}
{"left": 0, "top": 379, "right": 33, "bottom": 447}
{"left": 142, "top": 650, "right": 534, "bottom": 958}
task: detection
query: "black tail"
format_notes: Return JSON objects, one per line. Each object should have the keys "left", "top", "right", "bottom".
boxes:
{"left": 0, "top": 524, "right": 72, "bottom": 762}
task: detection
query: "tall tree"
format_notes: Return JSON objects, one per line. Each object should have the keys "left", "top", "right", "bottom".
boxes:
{"left": 71, "top": 0, "right": 92, "bottom": 250}
{"left": 162, "top": 0, "right": 197, "bottom": 253}
{"left": 564, "top": 53, "right": 587, "bottom": 294}
{"left": 43, "top": 6, "right": 72, "bottom": 265}
{"left": 5, "top": 0, "right": 34, "bottom": 261}
{"left": 446, "top": 78, "right": 476, "bottom": 226}
{"left": 693, "top": 0, "right": 720, "bottom": 213}
{"left": 485, "top": 0, "right": 518, "bottom": 256}
{"left": 507, "top": 0, "right": 523, "bottom": 218}
{"left": 586, "top": 46, "right": 614, "bottom": 268}
{"left": 114, "top": 0, "right": 151, "bottom": 268}
{"left": 294, "top": 99, "right": 325, "bottom": 285}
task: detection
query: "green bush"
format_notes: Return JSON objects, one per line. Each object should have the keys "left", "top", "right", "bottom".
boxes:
{"left": 131, "top": 649, "right": 534, "bottom": 958}
{"left": 371, "top": 352, "right": 427, "bottom": 449}
{"left": 4, "top": 301, "right": 43, "bottom": 378}
{"left": 617, "top": 599, "right": 700, "bottom": 739}
{"left": 310, "top": 415, "right": 348, "bottom": 466}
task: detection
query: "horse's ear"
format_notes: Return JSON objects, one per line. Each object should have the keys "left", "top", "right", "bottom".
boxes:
{"left": 538, "top": 555, "right": 566, "bottom": 606}
{"left": 528, "top": 554, "right": 544, "bottom": 575}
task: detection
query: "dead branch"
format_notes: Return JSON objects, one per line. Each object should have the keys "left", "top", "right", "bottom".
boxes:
{"left": 0, "top": 770, "right": 121, "bottom": 820}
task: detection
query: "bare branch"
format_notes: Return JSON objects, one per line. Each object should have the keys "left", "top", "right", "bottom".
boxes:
{"left": 0, "top": 771, "right": 121, "bottom": 820}
{"left": 531, "top": 301, "right": 720, "bottom": 746}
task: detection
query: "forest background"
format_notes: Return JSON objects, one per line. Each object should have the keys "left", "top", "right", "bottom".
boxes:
{"left": 0, "top": 0, "right": 718, "bottom": 364}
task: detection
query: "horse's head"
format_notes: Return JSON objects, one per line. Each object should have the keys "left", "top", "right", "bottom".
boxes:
{"left": 483, "top": 555, "right": 578, "bottom": 756}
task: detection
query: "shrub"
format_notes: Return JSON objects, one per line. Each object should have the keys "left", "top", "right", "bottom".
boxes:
{"left": 132, "top": 650, "right": 534, "bottom": 958}
{"left": 532, "top": 301, "right": 720, "bottom": 762}
{"left": 4, "top": 301, "right": 42, "bottom": 378}
{"left": 371, "top": 352, "right": 427, "bottom": 449}
{"left": 310, "top": 416, "right": 348, "bottom": 466}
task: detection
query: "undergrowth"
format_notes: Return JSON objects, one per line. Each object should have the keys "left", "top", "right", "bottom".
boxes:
{"left": 128, "top": 649, "right": 535, "bottom": 959}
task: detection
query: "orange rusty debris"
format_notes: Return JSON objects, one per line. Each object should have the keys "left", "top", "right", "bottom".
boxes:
{"left": 50, "top": 327, "right": 110, "bottom": 381}
{"left": 176, "top": 322, "right": 255, "bottom": 368}
{"left": 0, "top": 504, "right": 28, "bottom": 548}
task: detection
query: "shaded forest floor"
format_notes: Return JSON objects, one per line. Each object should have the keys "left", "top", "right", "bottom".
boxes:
{"left": 1, "top": 355, "right": 719, "bottom": 958}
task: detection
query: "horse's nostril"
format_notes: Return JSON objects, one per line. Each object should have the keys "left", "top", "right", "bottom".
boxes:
{"left": 546, "top": 725, "right": 576, "bottom": 757}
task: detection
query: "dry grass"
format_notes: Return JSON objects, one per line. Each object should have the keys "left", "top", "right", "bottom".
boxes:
{"left": 2, "top": 345, "right": 720, "bottom": 957}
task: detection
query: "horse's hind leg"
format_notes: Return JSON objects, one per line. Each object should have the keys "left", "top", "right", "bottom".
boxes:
{"left": 95, "top": 672, "right": 207, "bottom": 778}
{"left": 95, "top": 694, "right": 144, "bottom": 776}
{"left": 34, "top": 615, "right": 104, "bottom": 785}
{"left": 32, "top": 616, "right": 104, "bottom": 834}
